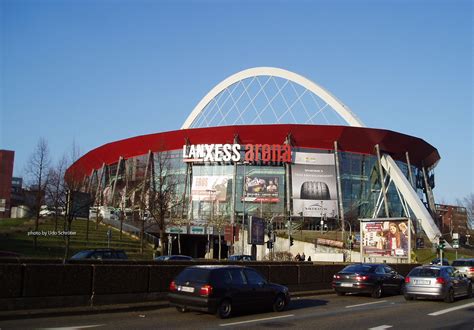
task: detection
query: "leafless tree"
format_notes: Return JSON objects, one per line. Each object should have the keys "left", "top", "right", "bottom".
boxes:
{"left": 457, "top": 193, "right": 474, "bottom": 230}
{"left": 146, "top": 150, "right": 183, "bottom": 256}
{"left": 45, "top": 155, "right": 68, "bottom": 231}
{"left": 25, "top": 138, "right": 51, "bottom": 250}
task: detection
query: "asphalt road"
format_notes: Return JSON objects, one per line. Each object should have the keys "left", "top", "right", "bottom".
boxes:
{"left": 1, "top": 293, "right": 473, "bottom": 329}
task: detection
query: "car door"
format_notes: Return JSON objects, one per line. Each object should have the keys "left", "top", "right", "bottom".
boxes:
{"left": 243, "top": 269, "right": 272, "bottom": 308}
{"left": 383, "top": 265, "right": 402, "bottom": 293}
{"left": 446, "top": 267, "right": 464, "bottom": 296}
{"left": 228, "top": 268, "right": 250, "bottom": 310}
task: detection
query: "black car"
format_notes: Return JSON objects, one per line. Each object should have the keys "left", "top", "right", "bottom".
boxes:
{"left": 332, "top": 263, "right": 405, "bottom": 298}
{"left": 168, "top": 265, "right": 290, "bottom": 318}
{"left": 155, "top": 255, "right": 193, "bottom": 261}
{"left": 70, "top": 248, "right": 128, "bottom": 260}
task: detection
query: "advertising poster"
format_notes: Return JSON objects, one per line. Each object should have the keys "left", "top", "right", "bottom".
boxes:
{"left": 361, "top": 219, "right": 410, "bottom": 258}
{"left": 191, "top": 175, "right": 231, "bottom": 201}
{"left": 291, "top": 152, "right": 338, "bottom": 217}
{"left": 248, "top": 216, "right": 265, "bottom": 245}
{"left": 243, "top": 170, "right": 283, "bottom": 203}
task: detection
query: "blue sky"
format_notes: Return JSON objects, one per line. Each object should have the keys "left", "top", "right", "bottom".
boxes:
{"left": 1, "top": 0, "right": 472, "bottom": 204}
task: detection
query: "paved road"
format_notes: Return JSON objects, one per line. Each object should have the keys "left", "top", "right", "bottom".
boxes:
{"left": 1, "top": 294, "right": 473, "bottom": 329}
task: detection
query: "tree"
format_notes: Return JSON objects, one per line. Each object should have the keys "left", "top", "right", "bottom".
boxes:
{"left": 146, "top": 150, "right": 183, "bottom": 256}
{"left": 25, "top": 138, "right": 51, "bottom": 250}
{"left": 457, "top": 193, "right": 474, "bottom": 230}
{"left": 45, "top": 155, "right": 68, "bottom": 231}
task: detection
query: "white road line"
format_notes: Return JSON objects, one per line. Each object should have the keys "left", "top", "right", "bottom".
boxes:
{"left": 219, "top": 314, "right": 295, "bottom": 327}
{"left": 428, "top": 302, "right": 474, "bottom": 316}
{"left": 41, "top": 325, "right": 104, "bottom": 330}
{"left": 345, "top": 300, "right": 387, "bottom": 308}
{"left": 369, "top": 325, "right": 393, "bottom": 330}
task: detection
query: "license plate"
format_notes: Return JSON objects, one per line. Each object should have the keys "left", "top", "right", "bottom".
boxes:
{"left": 414, "top": 280, "right": 429, "bottom": 285}
{"left": 341, "top": 283, "right": 353, "bottom": 287}
{"left": 178, "top": 286, "right": 194, "bottom": 293}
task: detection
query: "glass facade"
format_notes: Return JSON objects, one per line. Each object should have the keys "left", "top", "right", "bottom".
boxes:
{"left": 92, "top": 146, "right": 426, "bottom": 233}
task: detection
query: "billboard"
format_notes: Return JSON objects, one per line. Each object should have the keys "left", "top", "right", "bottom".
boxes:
{"left": 291, "top": 152, "right": 338, "bottom": 217}
{"left": 191, "top": 175, "right": 231, "bottom": 201}
{"left": 243, "top": 172, "right": 282, "bottom": 203}
{"left": 360, "top": 218, "right": 410, "bottom": 258}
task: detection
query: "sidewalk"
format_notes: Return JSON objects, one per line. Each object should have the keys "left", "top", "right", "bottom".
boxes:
{"left": 0, "top": 289, "right": 334, "bottom": 321}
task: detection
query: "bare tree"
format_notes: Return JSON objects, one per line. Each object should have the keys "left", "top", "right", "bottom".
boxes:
{"left": 146, "top": 150, "right": 183, "bottom": 256}
{"left": 25, "top": 138, "right": 51, "bottom": 250}
{"left": 46, "top": 155, "right": 68, "bottom": 231}
{"left": 457, "top": 193, "right": 474, "bottom": 230}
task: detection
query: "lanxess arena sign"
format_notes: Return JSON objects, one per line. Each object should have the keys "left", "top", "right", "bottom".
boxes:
{"left": 183, "top": 144, "right": 291, "bottom": 163}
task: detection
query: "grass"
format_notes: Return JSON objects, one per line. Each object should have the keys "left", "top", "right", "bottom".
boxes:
{"left": 0, "top": 217, "right": 154, "bottom": 260}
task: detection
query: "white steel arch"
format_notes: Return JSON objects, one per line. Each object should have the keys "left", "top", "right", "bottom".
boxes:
{"left": 181, "top": 67, "right": 365, "bottom": 129}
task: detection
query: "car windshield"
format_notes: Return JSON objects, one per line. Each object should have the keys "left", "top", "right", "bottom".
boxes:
{"left": 409, "top": 268, "right": 440, "bottom": 277}
{"left": 341, "top": 264, "right": 375, "bottom": 273}
{"left": 176, "top": 268, "right": 210, "bottom": 283}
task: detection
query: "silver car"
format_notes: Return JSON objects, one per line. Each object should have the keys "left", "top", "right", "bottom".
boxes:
{"left": 452, "top": 258, "right": 474, "bottom": 281}
{"left": 404, "top": 265, "right": 472, "bottom": 303}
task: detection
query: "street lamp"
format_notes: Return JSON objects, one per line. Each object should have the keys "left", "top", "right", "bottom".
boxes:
{"left": 241, "top": 161, "right": 249, "bottom": 254}
{"left": 206, "top": 188, "right": 216, "bottom": 259}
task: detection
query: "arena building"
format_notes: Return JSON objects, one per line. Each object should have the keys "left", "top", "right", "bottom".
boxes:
{"left": 66, "top": 67, "right": 442, "bottom": 258}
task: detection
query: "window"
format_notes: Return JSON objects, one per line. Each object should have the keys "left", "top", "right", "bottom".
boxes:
{"left": 244, "top": 269, "right": 266, "bottom": 285}
{"left": 229, "top": 269, "right": 246, "bottom": 285}
{"left": 375, "top": 266, "right": 386, "bottom": 275}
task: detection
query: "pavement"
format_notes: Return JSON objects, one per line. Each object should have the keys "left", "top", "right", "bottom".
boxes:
{"left": 0, "top": 289, "right": 334, "bottom": 321}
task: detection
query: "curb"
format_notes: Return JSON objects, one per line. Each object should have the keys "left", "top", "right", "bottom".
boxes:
{"left": 0, "top": 290, "right": 334, "bottom": 321}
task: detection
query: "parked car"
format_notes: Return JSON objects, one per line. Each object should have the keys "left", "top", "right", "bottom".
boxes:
{"left": 404, "top": 265, "right": 472, "bottom": 302}
{"left": 332, "top": 263, "right": 405, "bottom": 298}
{"left": 452, "top": 258, "right": 474, "bottom": 281}
{"left": 155, "top": 255, "right": 193, "bottom": 261}
{"left": 228, "top": 254, "right": 256, "bottom": 261}
{"left": 168, "top": 265, "right": 290, "bottom": 318}
{"left": 430, "top": 258, "right": 450, "bottom": 266}
{"left": 70, "top": 248, "right": 128, "bottom": 260}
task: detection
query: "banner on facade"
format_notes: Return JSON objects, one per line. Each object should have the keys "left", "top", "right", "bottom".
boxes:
{"left": 248, "top": 216, "right": 265, "bottom": 245}
{"left": 191, "top": 175, "right": 231, "bottom": 201}
{"left": 291, "top": 152, "right": 338, "bottom": 217}
{"left": 243, "top": 169, "right": 283, "bottom": 203}
{"left": 360, "top": 218, "right": 410, "bottom": 258}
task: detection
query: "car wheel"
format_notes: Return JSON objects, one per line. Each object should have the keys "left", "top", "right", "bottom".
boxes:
{"left": 336, "top": 291, "right": 345, "bottom": 296}
{"left": 371, "top": 284, "right": 383, "bottom": 299}
{"left": 404, "top": 293, "right": 413, "bottom": 301}
{"left": 216, "top": 299, "right": 232, "bottom": 319}
{"left": 444, "top": 288, "right": 455, "bottom": 303}
{"left": 176, "top": 306, "right": 187, "bottom": 313}
{"left": 273, "top": 294, "right": 287, "bottom": 312}
{"left": 398, "top": 282, "right": 405, "bottom": 295}
{"left": 467, "top": 284, "right": 472, "bottom": 298}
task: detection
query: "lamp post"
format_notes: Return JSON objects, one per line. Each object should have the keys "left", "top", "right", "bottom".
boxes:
{"left": 206, "top": 188, "right": 216, "bottom": 259}
{"left": 241, "top": 162, "right": 247, "bottom": 255}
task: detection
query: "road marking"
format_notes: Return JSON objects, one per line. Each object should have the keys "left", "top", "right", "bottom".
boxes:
{"left": 41, "top": 326, "right": 104, "bottom": 330}
{"left": 428, "top": 302, "right": 474, "bottom": 316}
{"left": 219, "top": 314, "right": 294, "bottom": 327}
{"left": 369, "top": 325, "right": 392, "bottom": 330}
{"left": 345, "top": 300, "right": 387, "bottom": 308}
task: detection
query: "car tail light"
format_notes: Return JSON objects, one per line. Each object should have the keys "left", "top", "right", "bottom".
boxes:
{"left": 469, "top": 267, "right": 474, "bottom": 272}
{"left": 436, "top": 277, "right": 446, "bottom": 284}
{"left": 169, "top": 281, "right": 177, "bottom": 292}
{"left": 355, "top": 275, "right": 368, "bottom": 281}
{"left": 199, "top": 284, "right": 213, "bottom": 296}
{"left": 404, "top": 277, "right": 410, "bottom": 283}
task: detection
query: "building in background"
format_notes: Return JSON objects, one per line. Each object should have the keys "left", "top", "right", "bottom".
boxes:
{"left": 0, "top": 150, "right": 15, "bottom": 218}
{"left": 436, "top": 203, "right": 469, "bottom": 240}
{"left": 65, "top": 67, "right": 443, "bottom": 258}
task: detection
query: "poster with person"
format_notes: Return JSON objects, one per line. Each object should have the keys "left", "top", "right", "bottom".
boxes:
{"left": 360, "top": 218, "right": 410, "bottom": 258}
{"left": 291, "top": 152, "right": 338, "bottom": 217}
{"left": 243, "top": 173, "right": 282, "bottom": 203}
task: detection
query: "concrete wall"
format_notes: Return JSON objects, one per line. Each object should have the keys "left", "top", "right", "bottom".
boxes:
{"left": 0, "top": 259, "right": 419, "bottom": 311}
